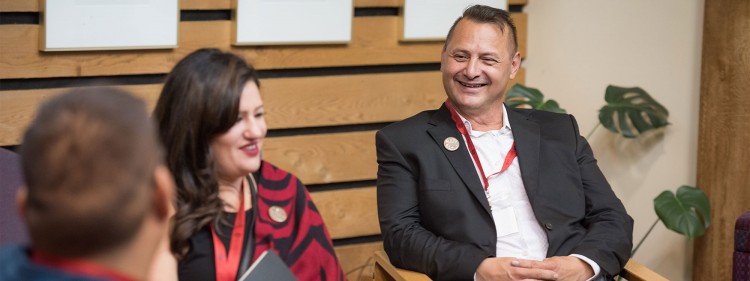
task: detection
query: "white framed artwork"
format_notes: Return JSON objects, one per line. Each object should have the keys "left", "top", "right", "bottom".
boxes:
{"left": 401, "top": 0, "right": 508, "bottom": 41}
{"left": 233, "top": 0, "right": 352, "bottom": 46}
{"left": 40, "top": 0, "right": 179, "bottom": 51}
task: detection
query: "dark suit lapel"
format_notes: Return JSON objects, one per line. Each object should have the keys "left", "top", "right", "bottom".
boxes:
{"left": 506, "top": 107, "right": 541, "bottom": 205}
{"left": 426, "top": 105, "right": 491, "bottom": 215}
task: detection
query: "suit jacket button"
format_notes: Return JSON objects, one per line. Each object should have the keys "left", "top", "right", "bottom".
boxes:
{"left": 544, "top": 223, "right": 553, "bottom": 230}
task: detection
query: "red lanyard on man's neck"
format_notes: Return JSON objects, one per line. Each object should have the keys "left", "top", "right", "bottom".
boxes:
{"left": 31, "top": 251, "right": 137, "bottom": 281}
{"left": 211, "top": 180, "right": 246, "bottom": 281}
{"left": 445, "top": 99, "right": 517, "bottom": 191}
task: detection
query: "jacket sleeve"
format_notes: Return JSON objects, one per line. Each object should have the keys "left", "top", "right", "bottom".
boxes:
{"left": 376, "top": 130, "right": 489, "bottom": 281}
{"left": 568, "top": 114, "right": 634, "bottom": 277}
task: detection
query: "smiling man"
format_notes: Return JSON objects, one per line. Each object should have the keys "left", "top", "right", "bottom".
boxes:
{"left": 376, "top": 5, "right": 633, "bottom": 281}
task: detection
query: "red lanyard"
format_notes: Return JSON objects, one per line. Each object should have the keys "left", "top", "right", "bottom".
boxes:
{"left": 211, "top": 180, "right": 246, "bottom": 281}
{"left": 31, "top": 251, "right": 137, "bottom": 281}
{"left": 445, "top": 100, "right": 517, "bottom": 190}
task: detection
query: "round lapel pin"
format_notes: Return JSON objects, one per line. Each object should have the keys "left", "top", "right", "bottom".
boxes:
{"left": 268, "top": 206, "right": 288, "bottom": 223}
{"left": 444, "top": 137, "right": 460, "bottom": 151}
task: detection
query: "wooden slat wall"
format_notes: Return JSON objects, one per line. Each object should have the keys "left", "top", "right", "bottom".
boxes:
{"left": 0, "top": 15, "right": 527, "bottom": 79}
{"left": 311, "top": 187, "right": 379, "bottom": 239}
{"left": 0, "top": 2, "right": 528, "bottom": 280}
{"left": 0, "top": 68, "right": 526, "bottom": 150}
{"left": 0, "top": 0, "right": 528, "bottom": 11}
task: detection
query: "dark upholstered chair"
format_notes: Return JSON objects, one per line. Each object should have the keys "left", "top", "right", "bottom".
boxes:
{"left": 0, "top": 147, "right": 28, "bottom": 246}
{"left": 735, "top": 210, "right": 750, "bottom": 281}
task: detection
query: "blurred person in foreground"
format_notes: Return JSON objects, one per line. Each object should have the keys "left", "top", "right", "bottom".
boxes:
{"left": 376, "top": 5, "right": 633, "bottom": 281}
{"left": 154, "top": 48, "right": 344, "bottom": 281}
{"left": 0, "top": 87, "right": 175, "bottom": 281}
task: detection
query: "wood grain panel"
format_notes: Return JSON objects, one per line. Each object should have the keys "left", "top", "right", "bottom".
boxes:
{"left": 1, "top": 0, "right": 527, "bottom": 12}
{"left": 263, "top": 71, "right": 442, "bottom": 129}
{"left": 173, "top": 0, "right": 529, "bottom": 10}
{"left": 0, "top": 0, "right": 382, "bottom": 12}
{"left": 0, "top": 69, "right": 524, "bottom": 146}
{"left": 355, "top": 0, "right": 400, "bottom": 7}
{"left": 0, "top": 85, "right": 160, "bottom": 146}
{"left": 0, "top": 0, "right": 37, "bottom": 12}
{"left": 0, "top": 18, "right": 436, "bottom": 79}
{"left": 263, "top": 131, "right": 376, "bottom": 185}
{"left": 694, "top": 0, "right": 750, "bottom": 280}
{"left": 1, "top": 90, "right": 377, "bottom": 183}
{"left": 336, "top": 242, "right": 384, "bottom": 281}
{"left": 265, "top": 68, "right": 524, "bottom": 129}
{"left": 514, "top": 13, "right": 528, "bottom": 58}
{"left": 0, "top": 14, "right": 527, "bottom": 79}
{"left": 0, "top": 0, "right": 223, "bottom": 12}
{"left": 311, "top": 187, "right": 379, "bottom": 240}
{"left": 180, "top": 0, "right": 230, "bottom": 10}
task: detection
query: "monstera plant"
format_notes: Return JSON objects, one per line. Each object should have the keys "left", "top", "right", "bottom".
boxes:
{"left": 506, "top": 84, "right": 711, "bottom": 257}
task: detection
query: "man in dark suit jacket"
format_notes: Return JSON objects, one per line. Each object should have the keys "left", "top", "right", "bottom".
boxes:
{"left": 376, "top": 5, "right": 633, "bottom": 281}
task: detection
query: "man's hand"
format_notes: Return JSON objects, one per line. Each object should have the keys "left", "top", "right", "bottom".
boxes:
{"left": 476, "top": 257, "right": 559, "bottom": 281}
{"left": 511, "top": 256, "right": 594, "bottom": 281}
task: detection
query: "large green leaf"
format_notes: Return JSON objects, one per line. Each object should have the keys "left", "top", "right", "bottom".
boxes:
{"left": 598, "top": 85, "right": 669, "bottom": 138}
{"left": 506, "top": 84, "right": 567, "bottom": 113}
{"left": 653, "top": 185, "right": 711, "bottom": 239}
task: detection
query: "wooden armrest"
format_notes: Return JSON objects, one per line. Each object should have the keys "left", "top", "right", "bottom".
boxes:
{"left": 373, "top": 251, "right": 431, "bottom": 281}
{"left": 620, "top": 259, "right": 669, "bottom": 281}
{"left": 373, "top": 251, "right": 667, "bottom": 281}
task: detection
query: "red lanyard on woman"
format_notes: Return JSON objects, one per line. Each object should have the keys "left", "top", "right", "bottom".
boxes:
{"left": 211, "top": 180, "right": 246, "bottom": 281}
{"left": 445, "top": 99, "right": 517, "bottom": 191}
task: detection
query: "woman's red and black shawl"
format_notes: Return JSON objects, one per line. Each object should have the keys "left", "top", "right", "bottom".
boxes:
{"left": 251, "top": 161, "right": 345, "bottom": 280}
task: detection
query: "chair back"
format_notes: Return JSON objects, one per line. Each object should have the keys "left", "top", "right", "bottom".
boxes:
{"left": 735, "top": 210, "right": 750, "bottom": 281}
{"left": 0, "top": 147, "right": 28, "bottom": 245}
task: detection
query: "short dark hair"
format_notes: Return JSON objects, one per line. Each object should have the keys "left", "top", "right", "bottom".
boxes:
{"left": 153, "top": 48, "right": 260, "bottom": 258}
{"left": 444, "top": 5, "right": 518, "bottom": 55}
{"left": 20, "top": 87, "right": 162, "bottom": 257}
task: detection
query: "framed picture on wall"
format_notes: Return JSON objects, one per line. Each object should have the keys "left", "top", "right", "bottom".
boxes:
{"left": 40, "top": 0, "right": 179, "bottom": 51}
{"left": 401, "top": 0, "right": 508, "bottom": 41}
{"left": 233, "top": 0, "right": 352, "bottom": 46}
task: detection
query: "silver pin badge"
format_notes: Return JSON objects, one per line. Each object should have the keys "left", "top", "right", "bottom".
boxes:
{"left": 268, "top": 206, "right": 288, "bottom": 223}
{"left": 444, "top": 137, "right": 460, "bottom": 151}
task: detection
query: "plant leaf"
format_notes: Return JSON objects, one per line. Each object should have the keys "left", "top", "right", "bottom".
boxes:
{"left": 598, "top": 85, "right": 669, "bottom": 138}
{"left": 506, "top": 84, "right": 567, "bottom": 113}
{"left": 653, "top": 185, "right": 711, "bottom": 239}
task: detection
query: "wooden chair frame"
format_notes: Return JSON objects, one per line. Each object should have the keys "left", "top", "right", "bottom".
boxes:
{"left": 372, "top": 251, "right": 668, "bottom": 281}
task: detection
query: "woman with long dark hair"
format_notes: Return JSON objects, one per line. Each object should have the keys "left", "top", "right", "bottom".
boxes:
{"left": 154, "top": 48, "right": 344, "bottom": 281}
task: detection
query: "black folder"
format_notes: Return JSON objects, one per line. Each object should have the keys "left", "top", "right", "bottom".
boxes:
{"left": 239, "top": 250, "right": 297, "bottom": 281}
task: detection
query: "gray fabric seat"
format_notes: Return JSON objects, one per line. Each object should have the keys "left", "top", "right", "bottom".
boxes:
{"left": 0, "top": 147, "right": 28, "bottom": 245}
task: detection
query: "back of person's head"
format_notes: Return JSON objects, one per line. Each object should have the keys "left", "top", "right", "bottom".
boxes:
{"left": 153, "top": 48, "right": 260, "bottom": 257}
{"left": 444, "top": 4, "right": 518, "bottom": 54}
{"left": 20, "top": 87, "right": 163, "bottom": 258}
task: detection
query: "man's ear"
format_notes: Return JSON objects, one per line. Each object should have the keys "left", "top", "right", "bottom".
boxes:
{"left": 509, "top": 51, "right": 522, "bottom": 79}
{"left": 151, "top": 165, "right": 175, "bottom": 220}
{"left": 16, "top": 186, "right": 28, "bottom": 221}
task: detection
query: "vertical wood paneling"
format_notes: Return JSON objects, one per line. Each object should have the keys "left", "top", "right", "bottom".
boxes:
{"left": 694, "top": 0, "right": 750, "bottom": 279}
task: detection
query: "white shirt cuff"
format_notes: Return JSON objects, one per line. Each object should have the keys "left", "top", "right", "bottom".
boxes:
{"left": 569, "top": 254, "right": 604, "bottom": 281}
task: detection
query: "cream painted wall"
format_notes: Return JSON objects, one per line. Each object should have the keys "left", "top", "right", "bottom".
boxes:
{"left": 522, "top": 1, "right": 704, "bottom": 280}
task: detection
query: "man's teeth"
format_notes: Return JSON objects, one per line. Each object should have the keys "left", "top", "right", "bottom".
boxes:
{"left": 459, "top": 81, "right": 485, "bottom": 88}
